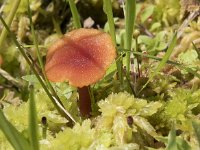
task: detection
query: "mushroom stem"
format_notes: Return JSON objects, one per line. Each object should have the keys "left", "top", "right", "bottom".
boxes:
{"left": 78, "top": 86, "right": 92, "bottom": 117}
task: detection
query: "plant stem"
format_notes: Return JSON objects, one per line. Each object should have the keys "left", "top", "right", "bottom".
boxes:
{"left": 27, "top": 0, "right": 65, "bottom": 108}
{"left": 0, "top": 68, "right": 23, "bottom": 88}
{"left": 41, "top": 117, "right": 47, "bottom": 139}
{"left": 29, "top": 85, "right": 39, "bottom": 150}
{"left": 67, "top": 0, "right": 81, "bottom": 29}
{"left": 0, "top": 15, "right": 76, "bottom": 123}
{"left": 139, "top": 32, "right": 177, "bottom": 94}
{"left": 133, "top": 37, "right": 139, "bottom": 82}
{"left": 52, "top": 17, "right": 62, "bottom": 35}
{"left": 124, "top": 0, "right": 136, "bottom": 78}
{"left": 78, "top": 86, "right": 92, "bottom": 117}
{"left": 0, "top": 0, "right": 21, "bottom": 51}
{"left": 118, "top": 47, "right": 200, "bottom": 79}
{"left": 103, "top": 0, "right": 123, "bottom": 85}
{"left": 0, "top": 110, "right": 30, "bottom": 150}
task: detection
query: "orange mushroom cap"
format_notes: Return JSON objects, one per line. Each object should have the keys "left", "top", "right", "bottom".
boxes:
{"left": 45, "top": 28, "right": 116, "bottom": 87}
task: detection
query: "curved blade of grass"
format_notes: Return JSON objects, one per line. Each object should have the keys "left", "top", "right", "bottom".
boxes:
{"left": 27, "top": 0, "right": 44, "bottom": 76}
{"left": 124, "top": 0, "right": 136, "bottom": 78}
{"left": 192, "top": 121, "right": 200, "bottom": 147}
{"left": 0, "top": 15, "right": 76, "bottom": 123}
{"left": 181, "top": 66, "right": 200, "bottom": 79}
{"left": 139, "top": 32, "right": 177, "bottom": 93}
{"left": 0, "top": 0, "right": 21, "bottom": 51}
{"left": 27, "top": 0, "right": 65, "bottom": 109}
{"left": 103, "top": 0, "right": 117, "bottom": 44}
{"left": 118, "top": 48, "right": 200, "bottom": 79}
{"left": 66, "top": 0, "right": 81, "bottom": 28}
{"left": 0, "top": 110, "right": 30, "bottom": 150}
{"left": 192, "top": 42, "right": 200, "bottom": 59}
{"left": 118, "top": 48, "right": 180, "bottom": 65}
{"left": 166, "top": 122, "right": 177, "bottom": 150}
{"left": 0, "top": 67, "right": 23, "bottom": 87}
{"left": 103, "top": 0, "right": 123, "bottom": 84}
{"left": 52, "top": 17, "right": 62, "bottom": 35}
{"left": 29, "top": 85, "right": 39, "bottom": 150}
{"left": 23, "top": 45, "right": 46, "bottom": 48}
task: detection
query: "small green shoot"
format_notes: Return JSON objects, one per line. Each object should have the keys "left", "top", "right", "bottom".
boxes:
{"left": 0, "top": 15, "right": 76, "bottom": 123}
{"left": 192, "top": 42, "right": 200, "bottom": 60}
{"left": 0, "top": 0, "right": 21, "bottom": 51}
{"left": 0, "top": 110, "right": 30, "bottom": 150}
{"left": 192, "top": 121, "right": 200, "bottom": 147}
{"left": 124, "top": 0, "right": 136, "bottom": 78}
{"left": 103, "top": 0, "right": 117, "bottom": 45}
{"left": 66, "top": 0, "right": 81, "bottom": 28}
{"left": 103, "top": 0, "right": 123, "bottom": 84}
{"left": 166, "top": 122, "right": 177, "bottom": 150}
{"left": 118, "top": 48, "right": 200, "bottom": 80}
{"left": 118, "top": 48, "right": 179, "bottom": 65}
{"left": 28, "top": 85, "right": 39, "bottom": 150}
{"left": 41, "top": 117, "right": 47, "bottom": 139}
{"left": 0, "top": 67, "right": 23, "bottom": 87}
{"left": 27, "top": 0, "right": 65, "bottom": 111}
{"left": 139, "top": 32, "right": 177, "bottom": 93}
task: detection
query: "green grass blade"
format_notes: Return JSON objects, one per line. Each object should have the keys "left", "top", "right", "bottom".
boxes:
{"left": 67, "top": 0, "right": 81, "bottom": 28}
{"left": 139, "top": 33, "right": 177, "bottom": 93}
{"left": 176, "top": 138, "right": 191, "bottom": 150}
{"left": 52, "top": 17, "right": 62, "bottom": 35}
{"left": 118, "top": 48, "right": 180, "bottom": 65}
{"left": 166, "top": 123, "right": 177, "bottom": 150}
{"left": 118, "top": 48, "right": 200, "bottom": 79}
{"left": 0, "top": 67, "right": 23, "bottom": 87}
{"left": 27, "top": 0, "right": 44, "bottom": 75}
{"left": 0, "top": 15, "right": 76, "bottom": 123}
{"left": 0, "top": 110, "right": 30, "bottom": 150}
{"left": 27, "top": 0, "right": 65, "bottom": 109}
{"left": 103, "top": 0, "right": 123, "bottom": 84}
{"left": 192, "top": 121, "right": 200, "bottom": 147}
{"left": 181, "top": 66, "right": 200, "bottom": 79}
{"left": 0, "top": 0, "right": 21, "bottom": 51}
{"left": 192, "top": 42, "right": 200, "bottom": 59}
{"left": 103, "top": 0, "right": 117, "bottom": 44}
{"left": 29, "top": 85, "right": 39, "bottom": 150}
{"left": 124, "top": 0, "right": 136, "bottom": 78}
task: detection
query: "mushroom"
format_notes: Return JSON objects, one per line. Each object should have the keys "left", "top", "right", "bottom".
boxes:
{"left": 45, "top": 28, "right": 116, "bottom": 117}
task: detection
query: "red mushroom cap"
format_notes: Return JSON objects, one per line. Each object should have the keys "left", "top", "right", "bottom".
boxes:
{"left": 45, "top": 28, "right": 116, "bottom": 87}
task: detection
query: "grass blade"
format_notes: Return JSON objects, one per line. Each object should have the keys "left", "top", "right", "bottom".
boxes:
{"left": 192, "top": 42, "right": 200, "bottom": 59}
{"left": 0, "top": 15, "right": 76, "bottom": 123}
{"left": 103, "top": 0, "right": 123, "bottom": 84}
{"left": 27, "top": 0, "right": 44, "bottom": 76}
{"left": 0, "top": 0, "right": 21, "bottom": 50}
{"left": 139, "top": 33, "right": 177, "bottom": 93}
{"left": 103, "top": 0, "right": 117, "bottom": 44}
{"left": 118, "top": 48, "right": 180, "bottom": 65}
{"left": 27, "top": 0, "right": 65, "bottom": 110}
{"left": 166, "top": 122, "right": 177, "bottom": 150}
{"left": 181, "top": 66, "right": 200, "bottom": 79}
{"left": 0, "top": 110, "right": 30, "bottom": 150}
{"left": 192, "top": 121, "right": 200, "bottom": 147}
{"left": 118, "top": 48, "right": 200, "bottom": 79}
{"left": 124, "top": 0, "right": 136, "bottom": 78}
{"left": 29, "top": 85, "right": 39, "bottom": 150}
{"left": 67, "top": 0, "right": 81, "bottom": 28}
{"left": 0, "top": 67, "right": 23, "bottom": 87}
